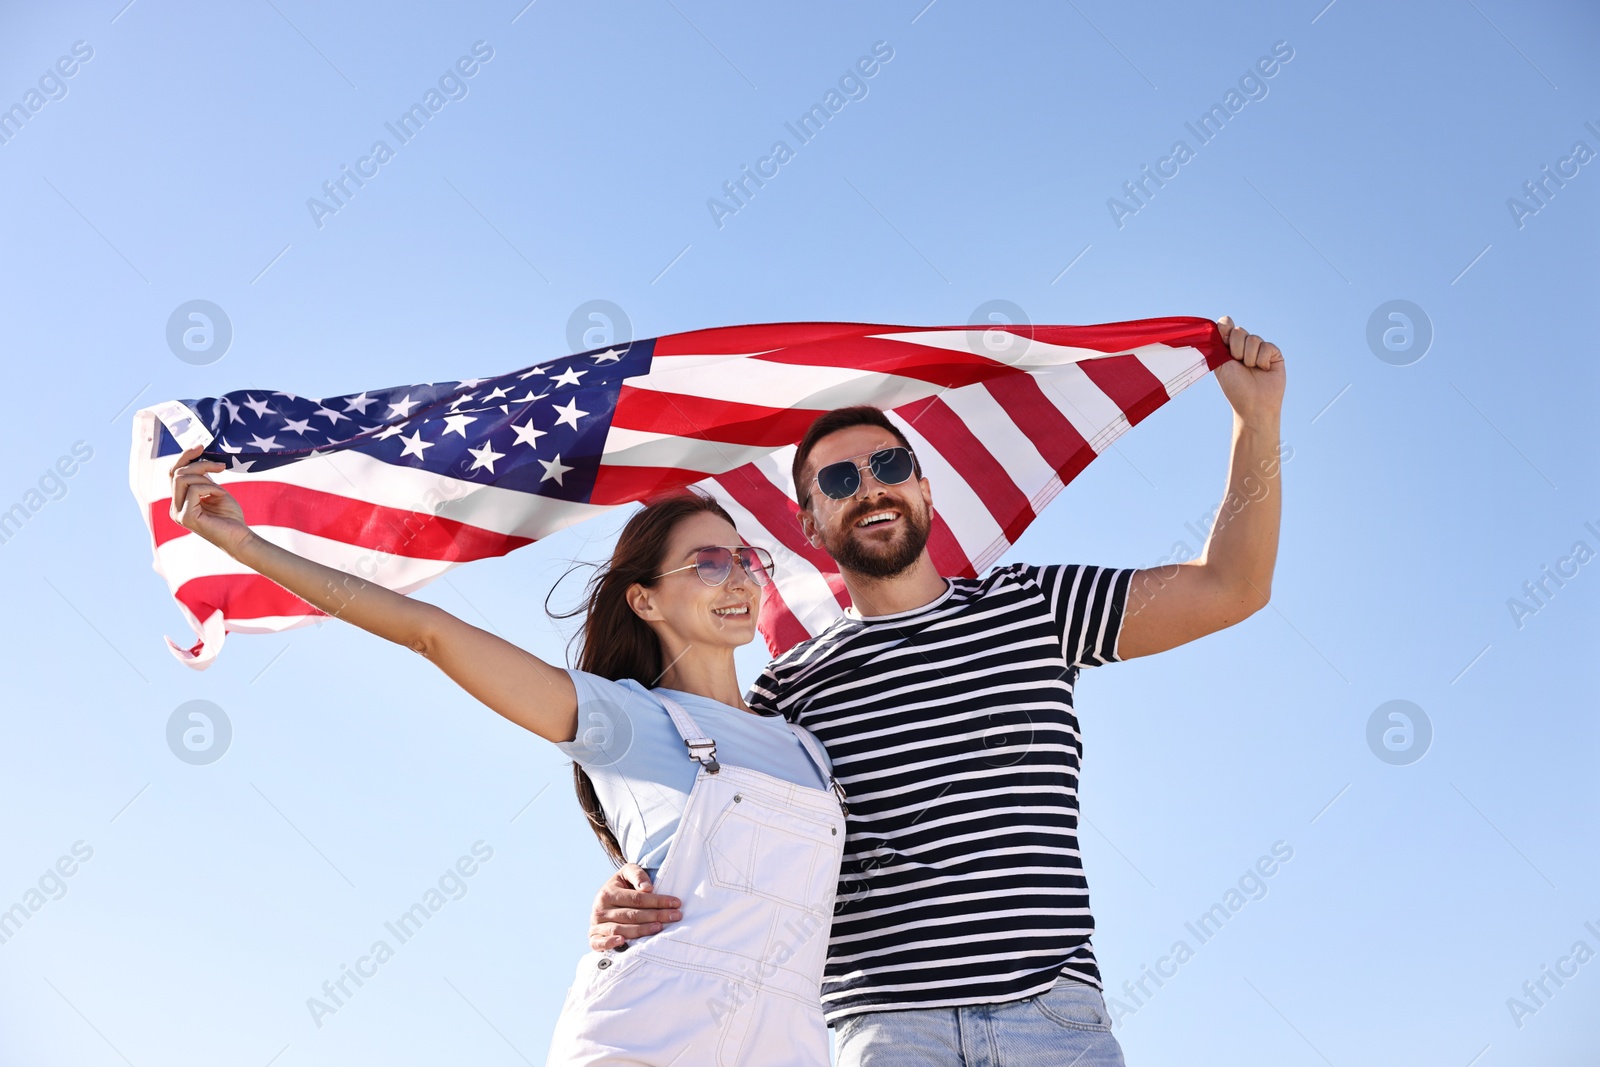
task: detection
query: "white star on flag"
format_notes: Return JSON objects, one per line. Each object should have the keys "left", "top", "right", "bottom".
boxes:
{"left": 551, "top": 367, "right": 587, "bottom": 388}
{"left": 343, "top": 392, "right": 377, "bottom": 414}
{"left": 483, "top": 386, "right": 510, "bottom": 402}
{"left": 243, "top": 396, "right": 274, "bottom": 419}
{"left": 315, "top": 405, "right": 348, "bottom": 425}
{"left": 517, "top": 366, "right": 547, "bottom": 379}
{"left": 373, "top": 424, "right": 405, "bottom": 440}
{"left": 228, "top": 457, "right": 256, "bottom": 472}
{"left": 441, "top": 414, "right": 478, "bottom": 438}
{"left": 511, "top": 389, "right": 547, "bottom": 404}
{"left": 592, "top": 348, "right": 624, "bottom": 364}
{"left": 247, "top": 434, "right": 280, "bottom": 451}
{"left": 538, "top": 454, "right": 573, "bottom": 485}
{"left": 282, "top": 418, "right": 313, "bottom": 435}
{"left": 386, "top": 394, "right": 420, "bottom": 419}
{"left": 467, "top": 442, "right": 506, "bottom": 473}
{"left": 510, "top": 420, "right": 546, "bottom": 448}
{"left": 398, "top": 430, "right": 433, "bottom": 460}
{"left": 552, "top": 398, "right": 587, "bottom": 429}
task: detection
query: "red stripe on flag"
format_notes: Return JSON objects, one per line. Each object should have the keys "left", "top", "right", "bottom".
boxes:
{"left": 148, "top": 483, "right": 533, "bottom": 560}
{"left": 613, "top": 387, "right": 822, "bottom": 447}
{"left": 921, "top": 511, "right": 973, "bottom": 579}
{"left": 1027, "top": 317, "right": 1224, "bottom": 356}
{"left": 923, "top": 512, "right": 973, "bottom": 579}
{"left": 753, "top": 335, "right": 1010, "bottom": 391}
{"left": 174, "top": 573, "right": 326, "bottom": 627}
{"left": 652, "top": 322, "right": 883, "bottom": 357}
{"left": 714, "top": 466, "right": 852, "bottom": 614}
{"left": 1074, "top": 354, "right": 1169, "bottom": 428}
{"left": 895, "top": 395, "right": 1036, "bottom": 545}
{"left": 982, "top": 374, "right": 1097, "bottom": 484}
{"left": 756, "top": 574, "right": 813, "bottom": 656}
{"left": 589, "top": 464, "right": 707, "bottom": 506}
{"left": 651, "top": 317, "right": 1227, "bottom": 372}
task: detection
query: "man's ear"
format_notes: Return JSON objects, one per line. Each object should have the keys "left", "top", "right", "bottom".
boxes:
{"left": 626, "top": 582, "right": 660, "bottom": 622}
{"left": 919, "top": 475, "right": 933, "bottom": 514}
{"left": 796, "top": 506, "right": 821, "bottom": 548}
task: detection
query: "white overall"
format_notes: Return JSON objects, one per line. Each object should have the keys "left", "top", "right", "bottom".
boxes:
{"left": 546, "top": 694, "right": 848, "bottom": 1067}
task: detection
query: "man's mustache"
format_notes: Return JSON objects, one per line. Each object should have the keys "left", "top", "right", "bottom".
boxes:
{"left": 841, "top": 496, "right": 912, "bottom": 529}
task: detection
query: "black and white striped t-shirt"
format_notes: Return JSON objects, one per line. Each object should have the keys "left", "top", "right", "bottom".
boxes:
{"left": 747, "top": 561, "right": 1137, "bottom": 1023}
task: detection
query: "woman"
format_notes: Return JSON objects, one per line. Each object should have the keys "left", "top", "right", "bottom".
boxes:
{"left": 167, "top": 444, "right": 846, "bottom": 1066}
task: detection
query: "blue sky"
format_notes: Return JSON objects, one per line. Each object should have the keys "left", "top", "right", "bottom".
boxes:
{"left": 1, "top": 1, "right": 1596, "bottom": 1064}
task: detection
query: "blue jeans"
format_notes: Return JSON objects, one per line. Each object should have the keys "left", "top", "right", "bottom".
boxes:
{"left": 833, "top": 978, "right": 1126, "bottom": 1067}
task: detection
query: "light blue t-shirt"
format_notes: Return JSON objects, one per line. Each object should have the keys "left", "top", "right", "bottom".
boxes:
{"left": 556, "top": 670, "right": 831, "bottom": 873}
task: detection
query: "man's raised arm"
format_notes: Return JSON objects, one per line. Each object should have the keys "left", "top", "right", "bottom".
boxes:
{"left": 1117, "top": 315, "right": 1286, "bottom": 660}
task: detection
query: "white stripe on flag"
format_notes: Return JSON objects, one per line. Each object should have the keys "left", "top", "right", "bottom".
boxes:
{"left": 133, "top": 416, "right": 613, "bottom": 540}
{"left": 936, "top": 387, "right": 1058, "bottom": 499}
{"left": 888, "top": 414, "right": 1003, "bottom": 563}
{"left": 630, "top": 361, "right": 971, "bottom": 417}
{"left": 699, "top": 473, "right": 843, "bottom": 636}
{"left": 154, "top": 526, "right": 468, "bottom": 596}
{"left": 1135, "top": 345, "right": 1212, "bottom": 398}
{"left": 1028, "top": 364, "right": 1126, "bottom": 454}
{"left": 869, "top": 330, "right": 1189, "bottom": 370}
{"left": 600, "top": 426, "right": 774, "bottom": 472}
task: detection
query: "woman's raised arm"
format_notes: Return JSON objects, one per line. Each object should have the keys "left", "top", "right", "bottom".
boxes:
{"left": 168, "top": 444, "right": 578, "bottom": 742}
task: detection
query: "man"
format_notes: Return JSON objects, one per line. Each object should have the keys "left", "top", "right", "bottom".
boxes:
{"left": 587, "top": 316, "right": 1285, "bottom": 1064}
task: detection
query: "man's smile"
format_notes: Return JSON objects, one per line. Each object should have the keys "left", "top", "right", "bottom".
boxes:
{"left": 853, "top": 509, "right": 901, "bottom": 530}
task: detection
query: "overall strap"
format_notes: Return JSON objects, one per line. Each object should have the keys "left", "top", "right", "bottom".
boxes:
{"left": 654, "top": 691, "right": 720, "bottom": 774}
{"left": 787, "top": 723, "right": 850, "bottom": 816}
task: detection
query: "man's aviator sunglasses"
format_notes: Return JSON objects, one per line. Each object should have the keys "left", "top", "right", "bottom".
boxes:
{"left": 654, "top": 545, "right": 775, "bottom": 587}
{"left": 812, "top": 446, "right": 918, "bottom": 501}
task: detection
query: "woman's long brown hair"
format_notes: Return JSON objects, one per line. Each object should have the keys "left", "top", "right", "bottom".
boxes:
{"left": 554, "top": 491, "right": 740, "bottom": 866}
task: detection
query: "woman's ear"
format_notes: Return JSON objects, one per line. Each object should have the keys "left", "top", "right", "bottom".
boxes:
{"left": 626, "top": 582, "right": 660, "bottom": 622}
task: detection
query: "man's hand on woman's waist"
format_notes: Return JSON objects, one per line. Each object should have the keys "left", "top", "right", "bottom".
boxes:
{"left": 588, "top": 863, "right": 683, "bottom": 951}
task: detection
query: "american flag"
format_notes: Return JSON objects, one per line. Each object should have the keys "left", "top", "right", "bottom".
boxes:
{"left": 129, "top": 318, "right": 1230, "bottom": 668}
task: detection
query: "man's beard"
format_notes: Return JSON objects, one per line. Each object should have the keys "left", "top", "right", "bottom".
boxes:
{"left": 822, "top": 496, "right": 932, "bottom": 579}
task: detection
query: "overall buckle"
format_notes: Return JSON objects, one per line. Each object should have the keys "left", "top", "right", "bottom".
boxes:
{"left": 684, "top": 737, "right": 720, "bottom": 774}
